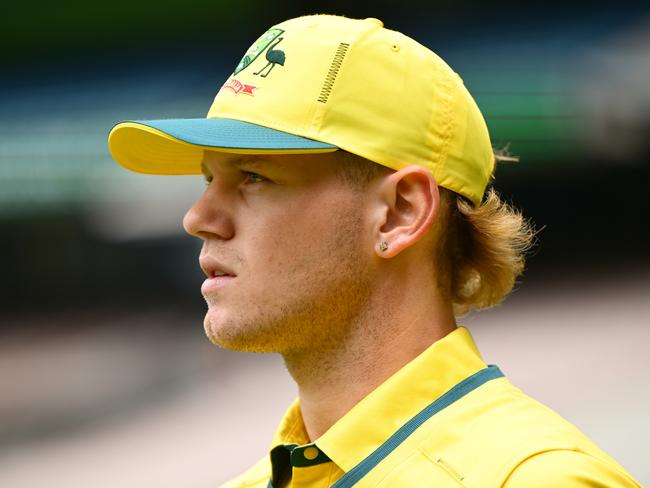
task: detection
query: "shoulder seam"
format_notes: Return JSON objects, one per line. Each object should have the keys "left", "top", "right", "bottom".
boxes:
{"left": 500, "top": 448, "right": 641, "bottom": 488}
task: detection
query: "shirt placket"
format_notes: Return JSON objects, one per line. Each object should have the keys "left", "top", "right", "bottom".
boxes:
{"left": 271, "top": 443, "right": 338, "bottom": 487}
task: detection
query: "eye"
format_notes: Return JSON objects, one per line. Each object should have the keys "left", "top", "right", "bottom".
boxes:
{"left": 242, "top": 171, "right": 267, "bottom": 184}
{"left": 203, "top": 175, "right": 213, "bottom": 186}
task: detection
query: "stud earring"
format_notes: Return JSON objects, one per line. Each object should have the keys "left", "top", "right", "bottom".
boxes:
{"left": 379, "top": 241, "right": 389, "bottom": 252}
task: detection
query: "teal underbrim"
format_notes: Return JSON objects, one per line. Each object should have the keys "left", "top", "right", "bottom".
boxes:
{"left": 108, "top": 117, "right": 339, "bottom": 175}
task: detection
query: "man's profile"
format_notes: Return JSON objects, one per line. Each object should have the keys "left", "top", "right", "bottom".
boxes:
{"left": 108, "top": 14, "right": 640, "bottom": 487}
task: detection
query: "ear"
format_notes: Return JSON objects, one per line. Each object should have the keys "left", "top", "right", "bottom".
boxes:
{"left": 373, "top": 166, "right": 440, "bottom": 258}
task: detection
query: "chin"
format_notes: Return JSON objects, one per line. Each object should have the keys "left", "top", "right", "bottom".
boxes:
{"left": 202, "top": 312, "right": 277, "bottom": 353}
{"left": 203, "top": 312, "right": 237, "bottom": 349}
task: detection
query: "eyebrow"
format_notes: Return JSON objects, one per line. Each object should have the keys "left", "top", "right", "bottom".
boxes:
{"left": 200, "top": 155, "right": 273, "bottom": 176}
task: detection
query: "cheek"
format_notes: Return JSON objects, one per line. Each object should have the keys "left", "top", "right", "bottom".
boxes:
{"left": 237, "top": 210, "right": 314, "bottom": 273}
{"left": 288, "top": 203, "right": 346, "bottom": 245}
{"left": 239, "top": 191, "right": 367, "bottom": 276}
{"left": 288, "top": 206, "right": 366, "bottom": 267}
{"left": 265, "top": 214, "right": 328, "bottom": 266}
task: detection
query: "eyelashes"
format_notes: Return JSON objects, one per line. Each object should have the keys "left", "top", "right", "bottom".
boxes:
{"left": 203, "top": 171, "right": 268, "bottom": 186}
{"left": 242, "top": 171, "right": 267, "bottom": 184}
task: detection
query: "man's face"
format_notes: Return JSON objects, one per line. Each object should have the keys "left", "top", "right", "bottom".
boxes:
{"left": 183, "top": 151, "right": 377, "bottom": 355}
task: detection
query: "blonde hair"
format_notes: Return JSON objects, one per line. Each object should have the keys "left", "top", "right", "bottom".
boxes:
{"left": 435, "top": 186, "right": 537, "bottom": 316}
{"left": 333, "top": 149, "right": 537, "bottom": 316}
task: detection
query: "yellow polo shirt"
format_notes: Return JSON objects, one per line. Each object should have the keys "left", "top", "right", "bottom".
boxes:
{"left": 220, "top": 327, "right": 641, "bottom": 487}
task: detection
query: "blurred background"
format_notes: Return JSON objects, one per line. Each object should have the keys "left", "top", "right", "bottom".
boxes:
{"left": 1, "top": 0, "right": 649, "bottom": 486}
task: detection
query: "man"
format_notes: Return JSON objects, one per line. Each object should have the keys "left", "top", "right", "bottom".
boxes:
{"left": 108, "top": 14, "right": 640, "bottom": 487}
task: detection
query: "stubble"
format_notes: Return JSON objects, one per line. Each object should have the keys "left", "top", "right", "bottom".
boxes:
{"left": 203, "top": 206, "right": 375, "bottom": 357}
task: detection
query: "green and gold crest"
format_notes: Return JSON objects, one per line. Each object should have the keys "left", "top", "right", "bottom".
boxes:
{"left": 234, "top": 28, "right": 285, "bottom": 75}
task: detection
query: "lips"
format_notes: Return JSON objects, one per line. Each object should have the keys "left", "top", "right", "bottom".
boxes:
{"left": 199, "top": 256, "right": 237, "bottom": 295}
{"left": 201, "top": 275, "right": 235, "bottom": 295}
{"left": 199, "top": 256, "right": 237, "bottom": 279}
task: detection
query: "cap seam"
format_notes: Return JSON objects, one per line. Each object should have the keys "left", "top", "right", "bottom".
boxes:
{"left": 428, "top": 62, "right": 455, "bottom": 188}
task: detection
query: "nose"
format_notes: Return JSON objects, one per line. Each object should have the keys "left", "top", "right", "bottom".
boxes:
{"left": 183, "top": 183, "right": 235, "bottom": 241}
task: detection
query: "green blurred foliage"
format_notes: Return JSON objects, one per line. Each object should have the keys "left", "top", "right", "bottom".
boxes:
{"left": 2, "top": 1, "right": 256, "bottom": 62}
{"left": 2, "top": 0, "right": 470, "bottom": 63}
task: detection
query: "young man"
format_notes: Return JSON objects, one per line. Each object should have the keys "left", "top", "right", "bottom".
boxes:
{"left": 108, "top": 14, "right": 640, "bottom": 488}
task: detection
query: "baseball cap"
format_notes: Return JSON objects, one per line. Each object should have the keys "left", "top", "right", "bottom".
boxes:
{"left": 108, "top": 14, "right": 494, "bottom": 206}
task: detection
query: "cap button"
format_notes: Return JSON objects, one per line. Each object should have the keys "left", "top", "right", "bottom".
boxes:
{"left": 364, "top": 17, "right": 384, "bottom": 27}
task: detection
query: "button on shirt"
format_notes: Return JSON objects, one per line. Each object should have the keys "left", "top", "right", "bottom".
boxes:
{"left": 219, "top": 327, "right": 641, "bottom": 487}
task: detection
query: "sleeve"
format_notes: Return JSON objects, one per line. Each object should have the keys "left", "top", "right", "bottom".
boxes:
{"left": 503, "top": 449, "right": 642, "bottom": 488}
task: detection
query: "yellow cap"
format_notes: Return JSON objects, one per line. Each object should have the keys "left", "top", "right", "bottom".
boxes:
{"left": 108, "top": 14, "right": 495, "bottom": 205}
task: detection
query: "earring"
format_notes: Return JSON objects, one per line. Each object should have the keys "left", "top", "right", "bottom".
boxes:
{"left": 379, "top": 241, "right": 389, "bottom": 252}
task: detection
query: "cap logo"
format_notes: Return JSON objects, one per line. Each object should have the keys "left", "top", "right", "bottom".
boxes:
{"left": 222, "top": 78, "right": 257, "bottom": 96}
{"left": 253, "top": 36, "right": 285, "bottom": 78}
{"left": 234, "top": 28, "right": 286, "bottom": 77}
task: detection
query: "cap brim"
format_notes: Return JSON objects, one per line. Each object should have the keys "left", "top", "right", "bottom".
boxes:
{"left": 108, "top": 118, "right": 339, "bottom": 175}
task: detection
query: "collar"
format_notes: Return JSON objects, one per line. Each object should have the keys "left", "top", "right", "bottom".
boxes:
{"left": 269, "top": 326, "right": 488, "bottom": 474}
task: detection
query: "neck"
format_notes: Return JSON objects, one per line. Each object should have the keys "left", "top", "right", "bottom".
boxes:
{"left": 280, "top": 277, "right": 456, "bottom": 442}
